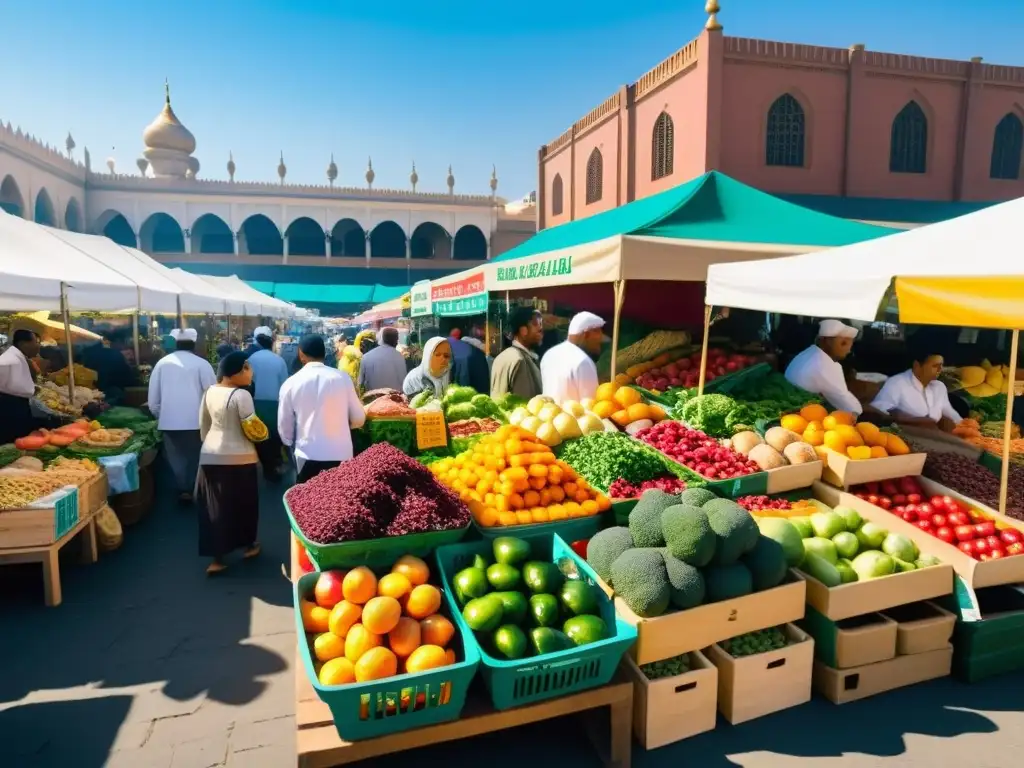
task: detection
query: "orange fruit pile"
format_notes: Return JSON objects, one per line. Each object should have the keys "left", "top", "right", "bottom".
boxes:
{"left": 583, "top": 382, "right": 667, "bottom": 428}
{"left": 430, "top": 425, "right": 610, "bottom": 528}
{"left": 783, "top": 405, "right": 911, "bottom": 461}
{"left": 299, "top": 554, "right": 457, "bottom": 686}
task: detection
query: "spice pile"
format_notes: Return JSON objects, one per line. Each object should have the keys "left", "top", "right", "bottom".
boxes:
{"left": 286, "top": 443, "right": 470, "bottom": 544}
{"left": 448, "top": 418, "right": 502, "bottom": 438}
{"left": 0, "top": 474, "right": 70, "bottom": 510}
{"left": 365, "top": 393, "right": 415, "bottom": 419}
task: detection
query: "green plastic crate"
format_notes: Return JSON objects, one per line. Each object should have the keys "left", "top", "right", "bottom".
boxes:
{"left": 470, "top": 510, "right": 608, "bottom": 543}
{"left": 293, "top": 573, "right": 479, "bottom": 741}
{"left": 283, "top": 494, "right": 471, "bottom": 570}
{"left": 704, "top": 361, "right": 772, "bottom": 394}
{"left": 434, "top": 533, "right": 637, "bottom": 711}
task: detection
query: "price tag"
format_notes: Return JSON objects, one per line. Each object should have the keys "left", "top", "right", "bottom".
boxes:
{"left": 416, "top": 411, "right": 448, "bottom": 451}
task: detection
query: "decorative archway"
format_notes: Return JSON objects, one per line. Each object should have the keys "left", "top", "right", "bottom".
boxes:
{"left": 139, "top": 213, "right": 185, "bottom": 253}
{"left": 101, "top": 213, "right": 137, "bottom": 248}
{"left": 330, "top": 219, "right": 366, "bottom": 258}
{"left": 453, "top": 225, "right": 487, "bottom": 261}
{"left": 64, "top": 198, "right": 83, "bottom": 232}
{"left": 34, "top": 189, "right": 56, "bottom": 226}
{"left": 240, "top": 214, "right": 283, "bottom": 256}
{"left": 285, "top": 217, "right": 326, "bottom": 257}
{"left": 410, "top": 222, "right": 450, "bottom": 259}
{"left": 0, "top": 175, "right": 24, "bottom": 217}
{"left": 369, "top": 221, "right": 406, "bottom": 258}
{"left": 191, "top": 213, "right": 234, "bottom": 254}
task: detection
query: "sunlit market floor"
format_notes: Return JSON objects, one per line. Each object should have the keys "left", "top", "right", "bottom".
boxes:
{"left": 1, "top": 463, "right": 1023, "bottom": 767}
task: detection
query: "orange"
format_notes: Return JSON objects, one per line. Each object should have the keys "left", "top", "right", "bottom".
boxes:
{"left": 823, "top": 431, "right": 847, "bottom": 454}
{"left": 780, "top": 414, "right": 808, "bottom": 433}
{"left": 830, "top": 411, "right": 856, "bottom": 426}
{"left": 313, "top": 632, "right": 346, "bottom": 662}
{"left": 613, "top": 373, "right": 631, "bottom": 386}
{"left": 301, "top": 600, "right": 331, "bottom": 633}
{"left": 611, "top": 410, "right": 632, "bottom": 428}
{"left": 405, "top": 644, "right": 450, "bottom": 673}
{"left": 318, "top": 657, "right": 356, "bottom": 686}
{"left": 420, "top": 614, "right": 456, "bottom": 647}
{"left": 405, "top": 584, "right": 442, "bottom": 619}
{"left": 648, "top": 404, "right": 666, "bottom": 422}
{"left": 822, "top": 415, "right": 840, "bottom": 431}
{"left": 625, "top": 403, "right": 652, "bottom": 422}
{"left": 592, "top": 400, "right": 616, "bottom": 419}
{"left": 342, "top": 567, "right": 378, "bottom": 605}
{"left": 388, "top": 616, "right": 422, "bottom": 657}
{"left": 354, "top": 646, "right": 398, "bottom": 682}
{"left": 344, "top": 623, "right": 383, "bottom": 663}
{"left": 362, "top": 596, "right": 403, "bottom": 635}
{"left": 613, "top": 387, "right": 642, "bottom": 409}
{"left": 856, "top": 422, "right": 888, "bottom": 447}
{"left": 391, "top": 555, "right": 431, "bottom": 586}
{"left": 869, "top": 445, "right": 889, "bottom": 459}
{"left": 328, "top": 600, "right": 362, "bottom": 638}
{"left": 847, "top": 445, "right": 872, "bottom": 460}
{"left": 836, "top": 425, "right": 864, "bottom": 447}
{"left": 799, "top": 403, "right": 828, "bottom": 423}
{"left": 595, "top": 382, "right": 619, "bottom": 402}
{"left": 886, "top": 433, "right": 911, "bottom": 456}
{"left": 377, "top": 572, "right": 413, "bottom": 599}
{"left": 801, "top": 426, "right": 824, "bottom": 446}
{"left": 445, "top": 648, "right": 457, "bottom": 665}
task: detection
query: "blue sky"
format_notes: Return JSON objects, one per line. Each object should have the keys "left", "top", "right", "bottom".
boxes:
{"left": 2, "top": 0, "right": 1022, "bottom": 199}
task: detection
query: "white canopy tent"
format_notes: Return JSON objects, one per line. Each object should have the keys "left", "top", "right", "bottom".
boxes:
{"left": 167, "top": 269, "right": 246, "bottom": 316}
{"left": 197, "top": 274, "right": 297, "bottom": 318}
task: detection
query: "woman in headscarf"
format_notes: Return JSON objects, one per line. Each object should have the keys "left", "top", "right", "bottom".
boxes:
{"left": 195, "top": 351, "right": 266, "bottom": 575}
{"left": 402, "top": 337, "right": 452, "bottom": 398}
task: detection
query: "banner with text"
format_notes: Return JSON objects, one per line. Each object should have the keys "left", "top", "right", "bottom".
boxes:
{"left": 411, "top": 280, "right": 432, "bottom": 317}
{"left": 484, "top": 236, "right": 623, "bottom": 292}
{"left": 431, "top": 271, "right": 488, "bottom": 317}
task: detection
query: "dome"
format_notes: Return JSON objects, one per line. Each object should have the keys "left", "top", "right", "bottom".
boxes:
{"left": 142, "top": 83, "right": 196, "bottom": 155}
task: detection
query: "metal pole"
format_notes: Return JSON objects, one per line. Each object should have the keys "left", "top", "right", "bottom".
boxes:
{"left": 132, "top": 287, "right": 141, "bottom": 365}
{"left": 609, "top": 280, "right": 627, "bottom": 380}
{"left": 176, "top": 294, "right": 184, "bottom": 330}
{"left": 999, "top": 329, "right": 1019, "bottom": 514}
{"left": 697, "top": 304, "right": 713, "bottom": 399}
{"left": 59, "top": 282, "right": 76, "bottom": 405}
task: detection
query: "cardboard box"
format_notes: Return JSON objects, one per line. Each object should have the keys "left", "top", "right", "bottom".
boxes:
{"left": 624, "top": 651, "right": 718, "bottom": 749}
{"left": 813, "top": 645, "right": 952, "bottom": 704}
{"left": 0, "top": 487, "right": 79, "bottom": 549}
{"left": 615, "top": 573, "right": 807, "bottom": 664}
{"left": 801, "top": 607, "right": 897, "bottom": 669}
{"left": 882, "top": 601, "right": 956, "bottom": 656}
{"left": 765, "top": 461, "right": 824, "bottom": 494}
{"left": 827, "top": 480, "right": 1024, "bottom": 590}
{"left": 821, "top": 449, "right": 926, "bottom": 490}
{"left": 705, "top": 623, "right": 814, "bottom": 724}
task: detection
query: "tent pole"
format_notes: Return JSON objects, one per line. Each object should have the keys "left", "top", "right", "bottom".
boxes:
{"left": 227, "top": 313, "right": 232, "bottom": 346}
{"left": 59, "top": 282, "right": 76, "bottom": 405}
{"left": 999, "top": 329, "right": 1019, "bottom": 514}
{"left": 133, "top": 287, "right": 141, "bottom": 365}
{"left": 176, "top": 295, "right": 184, "bottom": 330}
{"left": 610, "top": 280, "right": 627, "bottom": 380}
{"left": 697, "top": 305, "right": 713, "bottom": 399}
{"left": 505, "top": 291, "right": 510, "bottom": 313}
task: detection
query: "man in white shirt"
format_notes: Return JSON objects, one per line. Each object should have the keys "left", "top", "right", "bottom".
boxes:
{"left": 279, "top": 334, "right": 366, "bottom": 483}
{"left": 0, "top": 329, "right": 40, "bottom": 445}
{"left": 148, "top": 328, "right": 217, "bottom": 502}
{"left": 358, "top": 327, "right": 407, "bottom": 393}
{"left": 784, "top": 319, "right": 864, "bottom": 416}
{"left": 870, "top": 351, "right": 960, "bottom": 432}
{"left": 247, "top": 326, "right": 289, "bottom": 480}
{"left": 541, "top": 311, "right": 605, "bottom": 403}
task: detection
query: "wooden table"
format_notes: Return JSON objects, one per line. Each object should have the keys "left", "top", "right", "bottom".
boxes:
{"left": 289, "top": 535, "right": 633, "bottom": 768}
{"left": 0, "top": 510, "right": 98, "bottom": 606}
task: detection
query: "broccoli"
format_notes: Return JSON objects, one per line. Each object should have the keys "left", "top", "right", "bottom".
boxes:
{"left": 661, "top": 551, "right": 706, "bottom": 609}
{"left": 681, "top": 394, "right": 738, "bottom": 437}
{"left": 586, "top": 527, "right": 634, "bottom": 585}
{"left": 661, "top": 504, "right": 716, "bottom": 567}
{"left": 679, "top": 487, "right": 718, "bottom": 507}
{"left": 442, "top": 385, "right": 477, "bottom": 406}
{"left": 703, "top": 498, "right": 760, "bottom": 565}
{"left": 743, "top": 535, "right": 789, "bottom": 591}
{"left": 628, "top": 489, "right": 677, "bottom": 548}
{"left": 610, "top": 548, "right": 671, "bottom": 618}
{"left": 704, "top": 563, "right": 754, "bottom": 602}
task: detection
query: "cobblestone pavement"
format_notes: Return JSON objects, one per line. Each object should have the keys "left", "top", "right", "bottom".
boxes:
{"left": 1, "top": 465, "right": 1023, "bottom": 768}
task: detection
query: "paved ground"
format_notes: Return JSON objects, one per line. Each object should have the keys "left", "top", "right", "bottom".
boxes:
{"left": 1, "top": 464, "right": 1023, "bottom": 767}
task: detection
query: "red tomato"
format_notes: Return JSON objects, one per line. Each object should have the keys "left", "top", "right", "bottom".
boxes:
{"left": 987, "top": 535, "right": 1003, "bottom": 551}
{"left": 907, "top": 493, "right": 922, "bottom": 505}
{"left": 917, "top": 520, "right": 934, "bottom": 532}
{"left": 947, "top": 512, "right": 969, "bottom": 527}
{"left": 935, "top": 526, "right": 956, "bottom": 544}
{"left": 974, "top": 539, "right": 991, "bottom": 555}
{"left": 1001, "top": 529, "right": 1023, "bottom": 545}
{"left": 929, "top": 495, "right": 947, "bottom": 512}
{"left": 958, "top": 541, "right": 976, "bottom": 556}
{"left": 919, "top": 504, "right": 935, "bottom": 518}
{"left": 955, "top": 525, "right": 977, "bottom": 543}
{"left": 571, "top": 539, "right": 589, "bottom": 560}
{"left": 297, "top": 547, "right": 315, "bottom": 573}
{"left": 867, "top": 494, "right": 879, "bottom": 506}
{"left": 1006, "top": 542, "right": 1024, "bottom": 556}
{"left": 975, "top": 522, "right": 997, "bottom": 538}
{"left": 930, "top": 513, "right": 947, "bottom": 528}
{"left": 901, "top": 510, "right": 918, "bottom": 523}
{"left": 892, "top": 494, "right": 908, "bottom": 505}
{"left": 941, "top": 496, "right": 960, "bottom": 512}
{"left": 878, "top": 497, "right": 893, "bottom": 510}
{"left": 988, "top": 548, "right": 1006, "bottom": 560}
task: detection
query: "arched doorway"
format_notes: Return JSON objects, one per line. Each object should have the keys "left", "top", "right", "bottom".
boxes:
{"left": 369, "top": 221, "right": 406, "bottom": 258}
{"left": 453, "top": 225, "right": 487, "bottom": 261}
{"left": 139, "top": 213, "right": 186, "bottom": 253}
{"left": 410, "top": 222, "right": 451, "bottom": 259}
{"left": 240, "top": 214, "right": 283, "bottom": 256}
{"left": 330, "top": 218, "right": 366, "bottom": 257}
{"left": 34, "top": 189, "right": 56, "bottom": 226}
{"left": 285, "top": 217, "right": 326, "bottom": 256}
{"left": 0, "top": 175, "right": 24, "bottom": 217}
{"left": 191, "top": 214, "right": 234, "bottom": 254}
{"left": 97, "top": 211, "right": 137, "bottom": 248}
{"left": 65, "top": 198, "right": 83, "bottom": 232}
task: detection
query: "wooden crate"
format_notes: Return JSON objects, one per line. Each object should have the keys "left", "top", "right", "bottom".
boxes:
{"left": 0, "top": 487, "right": 79, "bottom": 549}
{"left": 78, "top": 471, "right": 109, "bottom": 518}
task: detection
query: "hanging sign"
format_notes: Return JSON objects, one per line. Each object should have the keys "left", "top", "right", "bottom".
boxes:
{"left": 431, "top": 272, "right": 488, "bottom": 317}
{"left": 411, "top": 281, "right": 432, "bottom": 318}
{"left": 415, "top": 410, "right": 448, "bottom": 450}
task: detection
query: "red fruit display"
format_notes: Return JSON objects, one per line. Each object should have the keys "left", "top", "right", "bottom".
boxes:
{"left": 737, "top": 495, "right": 792, "bottom": 512}
{"left": 635, "top": 421, "right": 759, "bottom": 480}
{"left": 634, "top": 348, "right": 756, "bottom": 391}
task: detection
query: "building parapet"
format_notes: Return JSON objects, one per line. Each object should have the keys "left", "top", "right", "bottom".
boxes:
{"left": 635, "top": 36, "right": 701, "bottom": 99}
{"left": 723, "top": 36, "right": 849, "bottom": 69}
{"left": 0, "top": 119, "right": 87, "bottom": 179}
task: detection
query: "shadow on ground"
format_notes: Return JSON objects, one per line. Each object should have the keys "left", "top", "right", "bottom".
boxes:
{"left": 0, "top": 696, "right": 132, "bottom": 768}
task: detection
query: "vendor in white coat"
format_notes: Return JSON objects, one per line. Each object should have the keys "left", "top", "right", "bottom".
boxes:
{"left": 0, "top": 330, "right": 41, "bottom": 445}
{"left": 784, "top": 319, "right": 864, "bottom": 416}
{"left": 148, "top": 328, "right": 217, "bottom": 503}
{"left": 869, "top": 348, "right": 960, "bottom": 432}
{"left": 541, "top": 312, "right": 605, "bottom": 403}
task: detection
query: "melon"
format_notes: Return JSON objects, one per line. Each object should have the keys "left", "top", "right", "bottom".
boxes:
{"left": 765, "top": 426, "right": 800, "bottom": 453}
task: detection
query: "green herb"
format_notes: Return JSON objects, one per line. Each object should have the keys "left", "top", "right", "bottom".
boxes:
{"left": 558, "top": 432, "right": 696, "bottom": 490}
{"left": 368, "top": 419, "right": 416, "bottom": 454}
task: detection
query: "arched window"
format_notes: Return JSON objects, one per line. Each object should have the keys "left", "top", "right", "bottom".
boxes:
{"left": 889, "top": 101, "right": 928, "bottom": 174}
{"left": 551, "top": 174, "right": 564, "bottom": 216}
{"left": 652, "top": 112, "right": 675, "bottom": 180}
{"left": 585, "top": 148, "right": 603, "bottom": 205}
{"left": 765, "top": 94, "right": 806, "bottom": 167}
{"left": 990, "top": 113, "right": 1023, "bottom": 180}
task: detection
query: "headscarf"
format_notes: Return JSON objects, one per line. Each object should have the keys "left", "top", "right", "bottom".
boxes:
{"left": 403, "top": 336, "right": 451, "bottom": 397}
{"left": 218, "top": 351, "right": 249, "bottom": 381}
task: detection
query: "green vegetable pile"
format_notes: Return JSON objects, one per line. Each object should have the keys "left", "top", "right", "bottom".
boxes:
{"left": 720, "top": 627, "right": 789, "bottom": 657}
{"left": 672, "top": 373, "right": 823, "bottom": 436}
{"left": 96, "top": 406, "right": 155, "bottom": 429}
{"left": 964, "top": 392, "right": 1008, "bottom": 423}
{"left": 678, "top": 394, "right": 737, "bottom": 436}
{"left": 558, "top": 432, "right": 691, "bottom": 491}
{"left": 367, "top": 420, "right": 415, "bottom": 454}
{"left": 410, "top": 385, "right": 508, "bottom": 423}
{"left": 639, "top": 653, "right": 691, "bottom": 680}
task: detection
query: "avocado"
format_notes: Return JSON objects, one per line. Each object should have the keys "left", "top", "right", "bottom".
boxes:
{"left": 492, "top": 591, "right": 529, "bottom": 625}
{"left": 563, "top": 614, "right": 609, "bottom": 647}
{"left": 493, "top": 536, "right": 531, "bottom": 566}
{"left": 492, "top": 624, "right": 528, "bottom": 660}
{"left": 472, "top": 553, "right": 492, "bottom": 571}
{"left": 559, "top": 579, "right": 599, "bottom": 617}
{"left": 801, "top": 551, "right": 842, "bottom": 588}
{"left": 463, "top": 594, "right": 505, "bottom": 631}
{"left": 529, "top": 627, "right": 573, "bottom": 655}
{"left": 453, "top": 567, "right": 489, "bottom": 606}
{"left": 486, "top": 563, "right": 522, "bottom": 591}
{"left": 522, "top": 561, "right": 564, "bottom": 594}
{"left": 529, "top": 593, "right": 560, "bottom": 627}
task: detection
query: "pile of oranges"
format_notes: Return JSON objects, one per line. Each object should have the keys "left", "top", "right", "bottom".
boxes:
{"left": 585, "top": 382, "right": 667, "bottom": 430}
{"left": 429, "top": 425, "right": 611, "bottom": 528}
{"left": 299, "top": 554, "right": 458, "bottom": 686}
{"left": 780, "top": 404, "right": 911, "bottom": 461}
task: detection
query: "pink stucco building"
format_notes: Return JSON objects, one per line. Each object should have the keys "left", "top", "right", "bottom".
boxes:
{"left": 537, "top": 5, "right": 1024, "bottom": 230}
